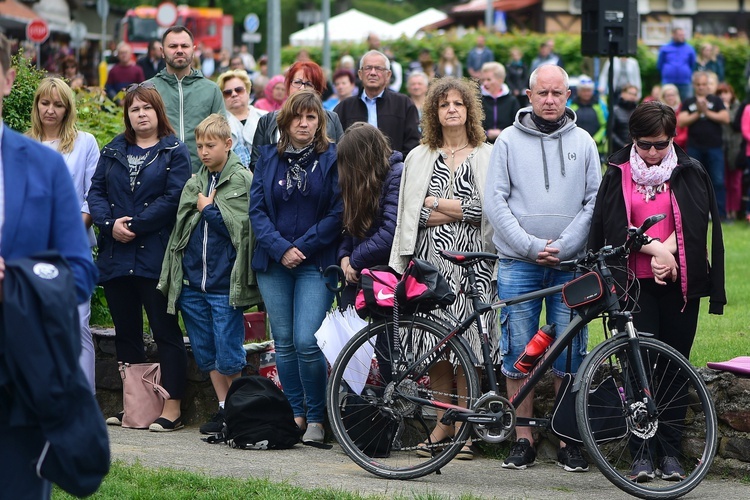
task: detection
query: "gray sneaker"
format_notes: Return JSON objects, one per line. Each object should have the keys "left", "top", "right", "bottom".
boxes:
{"left": 302, "top": 423, "right": 325, "bottom": 444}
{"left": 657, "top": 456, "right": 686, "bottom": 481}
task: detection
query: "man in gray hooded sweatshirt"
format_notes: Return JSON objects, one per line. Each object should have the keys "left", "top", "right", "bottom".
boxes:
{"left": 484, "top": 64, "right": 601, "bottom": 473}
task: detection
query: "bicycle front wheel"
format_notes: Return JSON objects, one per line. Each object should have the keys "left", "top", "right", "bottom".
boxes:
{"left": 576, "top": 337, "right": 717, "bottom": 499}
{"left": 327, "top": 315, "right": 480, "bottom": 479}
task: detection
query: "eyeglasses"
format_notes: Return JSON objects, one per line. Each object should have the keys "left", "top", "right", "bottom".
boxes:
{"left": 636, "top": 139, "right": 671, "bottom": 151}
{"left": 290, "top": 79, "right": 315, "bottom": 89}
{"left": 126, "top": 81, "right": 156, "bottom": 93}
{"left": 361, "top": 65, "right": 388, "bottom": 74}
{"left": 222, "top": 86, "right": 246, "bottom": 97}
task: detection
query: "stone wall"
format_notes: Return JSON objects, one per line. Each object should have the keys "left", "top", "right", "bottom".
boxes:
{"left": 94, "top": 330, "right": 750, "bottom": 474}
{"left": 94, "top": 329, "right": 265, "bottom": 425}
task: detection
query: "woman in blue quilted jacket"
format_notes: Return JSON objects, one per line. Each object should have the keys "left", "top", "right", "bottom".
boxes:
{"left": 336, "top": 122, "right": 403, "bottom": 307}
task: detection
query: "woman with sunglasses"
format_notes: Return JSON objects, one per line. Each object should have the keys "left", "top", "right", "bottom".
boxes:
{"left": 588, "top": 101, "right": 725, "bottom": 482}
{"left": 27, "top": 77, "right": 99, "bottom": 391}
{"left": 217, "top": 69, "right": 268, "bottom": 167}
{"left": 88, "top": 83, "right": 192, "bottom": 432}
{"left": 250, "top": 61, "right": 344, "bottom": 171}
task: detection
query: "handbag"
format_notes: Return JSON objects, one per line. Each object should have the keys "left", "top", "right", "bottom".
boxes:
{"left": 119, "top": 362, "right": 170, "bottom": 429}
{"left": 550, "top": 372, "right": 628, "bottom": 445}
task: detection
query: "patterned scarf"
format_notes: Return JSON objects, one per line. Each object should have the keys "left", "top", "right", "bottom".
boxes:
{"left": 530, "top": 112, "right": 568, "bottom": 134}
{"left": 282, "top": 142, "right": 318, "bottom": 200}
{"left": 629, "top": 143, "right": 678, "bottom": 202}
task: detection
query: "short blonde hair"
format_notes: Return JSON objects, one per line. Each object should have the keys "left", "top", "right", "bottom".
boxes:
{"left": 195, "top": 113, "right": 231, "bottom": 142}
{"left": 216, "top": 69, "right": 252, "bottom": 93}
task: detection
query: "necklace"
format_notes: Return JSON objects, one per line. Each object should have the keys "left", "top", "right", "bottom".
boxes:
{"left": 443, "top": 142, "right": 469, "bottom": 159}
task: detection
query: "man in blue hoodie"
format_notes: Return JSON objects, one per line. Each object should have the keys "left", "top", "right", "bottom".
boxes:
{"left": 657, "top": 28, "right": 696, "bottom": 102}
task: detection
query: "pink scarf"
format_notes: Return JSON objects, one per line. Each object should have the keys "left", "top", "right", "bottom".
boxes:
{"left": 629, "top": 144, "right": 678, "bottom": 202}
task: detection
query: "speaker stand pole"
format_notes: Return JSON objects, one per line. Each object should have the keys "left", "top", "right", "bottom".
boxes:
{"left": 606, "top": 34, "right": 616, "bottom": 157}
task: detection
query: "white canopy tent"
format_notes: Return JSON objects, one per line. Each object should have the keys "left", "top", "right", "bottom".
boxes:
{"left": 391, "top": 8, "right": 448, "bottom": 38}
{"left": 289, "top": 9, "right": 396, "bottom": 47}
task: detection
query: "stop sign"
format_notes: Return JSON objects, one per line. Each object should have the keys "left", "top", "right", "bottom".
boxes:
{"left": 27, "top": 19, "right": 50, "bottom": 44}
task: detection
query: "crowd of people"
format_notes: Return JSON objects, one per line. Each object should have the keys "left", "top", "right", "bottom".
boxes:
{"left": 3, "top": 25, "right": 731, "bottom": 494}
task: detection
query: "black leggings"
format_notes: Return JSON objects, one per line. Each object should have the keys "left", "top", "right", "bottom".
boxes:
{"left": 103, "top": 276, "right": 187, "bottom": 400}
{"left": 630, "top": 278, "right": 700, "bottom": 459}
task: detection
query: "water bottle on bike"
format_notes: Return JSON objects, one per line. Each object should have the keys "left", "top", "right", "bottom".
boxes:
{"left": 514, "top": 324, "right": 555, "bottom": 374}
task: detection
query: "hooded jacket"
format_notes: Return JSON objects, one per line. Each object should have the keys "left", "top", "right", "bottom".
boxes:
{"left": 588, "top": 144, "right": 726, "bottom": 314}
{"left": 158, "top": 152, "right": 260, "bottom": 313}
{"left": 87, "top": 133, "right": 192, "bottom": 283}
{"left": 484, "top": 106, "right": 601, "bottom": 262}
{"left": 150, "top": 68, "right": 226, "bottom": 172}
{"left": 337, "top": 151, "right": 403, "bottom": 271}
{"left": 481, "top": 83, "right": 521, "bottom": 143}
{"left": 657, "top": 40, "right": 696, "bottom": 86}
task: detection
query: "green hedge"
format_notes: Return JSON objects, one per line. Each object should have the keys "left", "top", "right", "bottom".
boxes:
{"left": 285, "top": 31, "right": 750, "bottom": 99}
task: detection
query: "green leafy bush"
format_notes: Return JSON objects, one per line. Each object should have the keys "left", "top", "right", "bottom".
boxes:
{"left": 5, "top": 52, "right": 46, "bottom": 132}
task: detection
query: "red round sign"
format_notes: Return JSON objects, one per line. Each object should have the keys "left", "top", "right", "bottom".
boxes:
{"left": 26, "top": 18, "right": 50, "bottom": 44}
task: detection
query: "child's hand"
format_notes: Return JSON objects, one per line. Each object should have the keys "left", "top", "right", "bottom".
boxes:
{"left": 197, "top": 191, "right": 215, "bottom": 212}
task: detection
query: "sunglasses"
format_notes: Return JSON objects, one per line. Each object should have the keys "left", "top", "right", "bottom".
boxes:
{"left": 223, "top": 86, "right": 246, "bottom": 97}
{"left": 635, "top": 139, "right": 671, "bottom": 151}
{"left": 126, "top": 81, "right": 156, "bottom": 93}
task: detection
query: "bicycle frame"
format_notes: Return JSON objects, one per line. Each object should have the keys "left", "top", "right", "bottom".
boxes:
{"left": 386, "top": 254, "right": 655, "bottom": 432}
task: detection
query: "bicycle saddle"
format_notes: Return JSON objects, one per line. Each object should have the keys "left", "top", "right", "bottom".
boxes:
{"left": 439, "top": 250, "right": 499, "bottom": 266}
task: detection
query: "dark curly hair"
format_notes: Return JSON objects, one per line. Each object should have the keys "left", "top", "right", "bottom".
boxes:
{"left": 420, "top": 77, "right": 485, "bottom": 150}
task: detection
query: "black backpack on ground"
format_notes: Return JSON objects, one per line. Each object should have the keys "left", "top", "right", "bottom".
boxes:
{"left": 206, "top": 375, "right": 300, "bottom": 449}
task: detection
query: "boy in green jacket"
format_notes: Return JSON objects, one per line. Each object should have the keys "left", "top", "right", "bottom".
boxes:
{"left": 158, "top": 114, "right": 259, "bottom": 434}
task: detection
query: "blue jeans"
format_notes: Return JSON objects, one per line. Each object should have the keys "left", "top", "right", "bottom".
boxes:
{"left": 687, "top": 145, "right": 726, "bottom": 218}
{"left": 674, "top": 83, "right": 694, "bottom": 102}
{"left": 256, "top": 262, "right": 334, "bottom": 423}
{"left": 179, "top": 286, "right": 246, "bottom": 375}
{"left": 497, "top": 259, "right": 588, "bottom": 379}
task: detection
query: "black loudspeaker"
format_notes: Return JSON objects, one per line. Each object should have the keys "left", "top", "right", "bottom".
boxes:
{"left": 581, "top": 0, "right": 639, "bottom": 56}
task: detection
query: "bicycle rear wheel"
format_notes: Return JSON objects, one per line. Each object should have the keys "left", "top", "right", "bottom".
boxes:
{"left": 327, "top": 315, "right": 480, "bottom": 479}
{"left": 576, "top": 337, "right": 717, "bottom": 499}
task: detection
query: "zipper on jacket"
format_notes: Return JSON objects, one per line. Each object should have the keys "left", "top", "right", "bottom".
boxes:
{"left": 178, "top": 79, "right": 185, "bottom": 141}
{"left": 200, "top": 174, "right": 219, "bottom": 292}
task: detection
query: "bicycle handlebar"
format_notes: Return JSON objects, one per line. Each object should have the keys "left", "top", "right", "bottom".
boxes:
{"left": 559, "top": 213, "right": 666, "bottom": 271}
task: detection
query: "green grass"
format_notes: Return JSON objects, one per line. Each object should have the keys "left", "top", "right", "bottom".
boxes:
{"left": 52, "top": 461, "right": 373, "bottom": 500}
{"left": 52, "top": 461, "right": 485, "bottom": 500}
{"left": 587, "top": 221, "right": 748, "bottom": 367}
{"left": 690, "top": 222, "right": 749, "bottom": 367}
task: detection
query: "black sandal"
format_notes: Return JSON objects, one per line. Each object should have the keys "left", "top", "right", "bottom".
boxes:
{"left": 149, "top": 416, "right": 184, "bottom": 432}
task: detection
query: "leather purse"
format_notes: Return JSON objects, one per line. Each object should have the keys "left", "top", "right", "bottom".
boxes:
{"left": 119, "top": 362, "right": 169, "bottom": 429}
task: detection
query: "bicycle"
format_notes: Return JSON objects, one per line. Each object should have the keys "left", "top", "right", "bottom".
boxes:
{"left": 326, "top": 214, "right": 717, "bottom": 500}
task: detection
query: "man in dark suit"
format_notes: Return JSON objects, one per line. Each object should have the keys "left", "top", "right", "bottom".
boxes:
{"left": 334, "top": 50, "right": 421, "bottom": 159}
{"left": 0, "top": 33, "right": 103, "bottom": 499}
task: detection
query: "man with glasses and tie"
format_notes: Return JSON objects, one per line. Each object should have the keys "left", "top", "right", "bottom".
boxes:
{"left": 334, "top": 50, "right": 420, "bottom": 158}
{"left": 149, "top": 26, "right": 225, "bottom": 173}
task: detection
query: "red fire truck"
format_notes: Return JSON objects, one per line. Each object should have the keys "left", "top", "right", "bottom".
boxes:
{"left": 121, "top": 5, "right": 233, "bottom": 54}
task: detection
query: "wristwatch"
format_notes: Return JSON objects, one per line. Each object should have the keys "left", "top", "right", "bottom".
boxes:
{"left": 432, "top": 198, "right": 439, "bottom": 210}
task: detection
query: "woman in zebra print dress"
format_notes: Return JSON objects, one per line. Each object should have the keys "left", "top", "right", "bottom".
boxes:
{"left": 389, "top": 77, "right": 498, "bottom": 460}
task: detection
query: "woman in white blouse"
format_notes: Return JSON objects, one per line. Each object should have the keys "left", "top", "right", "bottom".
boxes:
{"left": 216, "top": 69, "right": 268, "bottom": 167}
{"left": 27, "top": 77, "right": 100, "bottom": 392}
